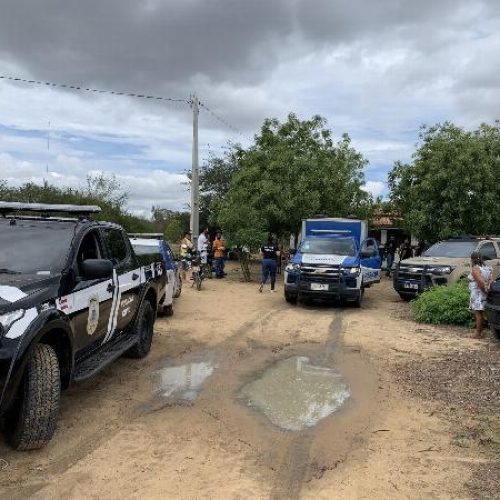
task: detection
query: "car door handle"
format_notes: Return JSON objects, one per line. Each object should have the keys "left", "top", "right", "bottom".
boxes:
{"left": 107, "top": 283, "right": 115, "bottom": 293}
{"left": 132, "top": 273, "right": 139, "bottom": 281}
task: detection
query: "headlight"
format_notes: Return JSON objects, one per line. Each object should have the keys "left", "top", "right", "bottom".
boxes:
{"left": 341, "top": 267, "right": 361, "bottom": 275}
{"left": 286, "top": 263, "right": 300, "bottom": 272}
{"left": 429, "top": 266, "right": 454, "bottom": 275}
{"left": 0, "top": 309, "right": 25, "bottom": 335}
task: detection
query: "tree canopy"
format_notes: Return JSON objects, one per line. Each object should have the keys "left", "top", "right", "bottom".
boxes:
{"left": 212, "top": 113, "right": 371, "bottom": 248}
{"left": 0, "top": 175, "right": 156, "bottom": 233}
{"left": 388, "top": 122, "right": 500, "bottom": 241}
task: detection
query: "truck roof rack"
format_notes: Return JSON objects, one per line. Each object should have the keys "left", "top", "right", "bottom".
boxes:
{"left": 0, "top": 201, "right": 101, "bottom": 217}
{"left": 128, "top": 233, "right": 164, "bottom": 239}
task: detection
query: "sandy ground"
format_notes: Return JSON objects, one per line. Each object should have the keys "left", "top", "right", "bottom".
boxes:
{"left": 0, "top": 265, "right": 498, "bottom": 499}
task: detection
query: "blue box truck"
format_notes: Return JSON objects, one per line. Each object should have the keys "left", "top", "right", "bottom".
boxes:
{"left": 284, "top": 218, "right": 381, "bottom": 306}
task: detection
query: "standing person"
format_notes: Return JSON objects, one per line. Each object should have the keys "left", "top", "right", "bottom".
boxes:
{"left": 198, "top": 227, "right": 209, "bottom": 268}
{"left": 179, "top": 231, "right": 193, "bottom": 282}
{"left": 415, "top": 239, "right": 427, "bottom": 257}
{"left": 385, "top": 235, "right": 397, "bottom": 277}
{"left": 259, "top": 235, "right": 280, "bottom": 293}
{"left": 212, "top": 230, "right": 226, "bottom": 279}
{"left": 399, "top": 238, "right": 413, "bottom": 261}
{"left": 468, "top": 251, "right": 492, "bottom": 339}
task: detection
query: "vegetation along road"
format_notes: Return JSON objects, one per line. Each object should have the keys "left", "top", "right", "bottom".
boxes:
{"left": 0, "top": 270, "right": 498, "bottom": 499}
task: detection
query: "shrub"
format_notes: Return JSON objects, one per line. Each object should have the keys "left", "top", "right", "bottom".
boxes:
{"left": 411, "top": 281, "right": 474, "bottom": 327}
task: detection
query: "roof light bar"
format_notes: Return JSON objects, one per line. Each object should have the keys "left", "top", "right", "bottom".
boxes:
{"left": 0, "top": 201, "right": 101, "bottom": 216}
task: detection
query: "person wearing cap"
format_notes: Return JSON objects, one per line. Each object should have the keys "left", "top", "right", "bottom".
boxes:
{"left": 212, "top": 230, "right": 226, "bottom": 279}
{"left": 468, "top": 251, "right": 492, "bottom": 339}
{"left": 179, "top": 231, "right": 193, "bottom": 282}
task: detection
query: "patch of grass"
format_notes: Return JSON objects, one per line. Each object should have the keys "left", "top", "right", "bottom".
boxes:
{"left": 411, "top": 281, "right": 474, "bottom": 327}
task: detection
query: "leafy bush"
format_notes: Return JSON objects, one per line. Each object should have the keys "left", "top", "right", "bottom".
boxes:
{"left": 411, "top": 281, "right": 474, "bottom": 327}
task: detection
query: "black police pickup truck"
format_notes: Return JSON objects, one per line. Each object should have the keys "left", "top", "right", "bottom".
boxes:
{"left": 0, "top": 202, "right": 166, "bottom": 450}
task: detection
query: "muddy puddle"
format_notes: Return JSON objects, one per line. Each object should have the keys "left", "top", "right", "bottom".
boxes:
{"left": 152, "top": 359, "right": 217, "bottom": 402}
{"left": 240, "top": 356, "right": 350, "bottom": 431}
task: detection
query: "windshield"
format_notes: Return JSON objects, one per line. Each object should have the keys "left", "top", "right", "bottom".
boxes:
{"left": 299, "top": 237, "right": 355, "bottom": 256}
{"left": 423, "top": 241, "right": 477, "bottom": 258}
{"left": 0, "top": 220, "right": 75, "bottom": 275}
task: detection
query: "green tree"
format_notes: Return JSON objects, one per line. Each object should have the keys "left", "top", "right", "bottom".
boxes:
{"left": 388, "top": 122, "right": 500, "bottom": 241}
{"left": 0, "top": 175, "right": 156, "bottom": 233}
{"left": 215, "top": 113, "right": 371, "bottom": 248}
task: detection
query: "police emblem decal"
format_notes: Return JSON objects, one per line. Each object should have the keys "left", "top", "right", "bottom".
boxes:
{"left": 87, "top": 295, "right": 100, "bottom": 335}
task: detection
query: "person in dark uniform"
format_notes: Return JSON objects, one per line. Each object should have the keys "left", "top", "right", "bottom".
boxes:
{"left": 399, "top": 238, "right": 413, "bottom": 261}
{"left": 385, "top": 236, "right": 397, "bottom": 277}
{"left": 414, "top": 239, "right": 427, "bottom": 257}
{"left": 259, "top": 235, "right": 280, "bottom": 293}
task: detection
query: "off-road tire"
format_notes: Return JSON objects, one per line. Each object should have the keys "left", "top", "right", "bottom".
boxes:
{"left": 352, "top": 286, "right": 364, "bottom": 308}
{"left": 398, "top": 293, "right": 413, "bottom": 302}
{"left": 285, "top": 291, "right": 297, "bottom": 304}
{"left": 127, "top": 300, "right": 155, "bottom": 359}
{"left": 173, "top": 277, "right": 182, "bottom": 298}
{"left": 196, "top": 275, "right": 202, "bottom": 291}
{"left": 9, "top": 344, "right": 60, "bottom": 451}
{"left": 493, "top": 327, "right": 500, "bottom": 342}
{"left": 164, "top": 303, "right": 174, "bottom": 317}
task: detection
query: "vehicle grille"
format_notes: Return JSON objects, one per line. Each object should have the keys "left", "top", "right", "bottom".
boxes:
{"left": 300, "top": 264, "right": 340, "bottom": 282}
{"left": 396, "top": 266, "right": 433, "bottom": 286}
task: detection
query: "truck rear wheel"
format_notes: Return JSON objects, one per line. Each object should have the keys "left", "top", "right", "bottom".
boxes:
{"left": 493, "top": 327, "right": 500, "bottom": 342}
{"left": 9, "top": 344, "right": 60, "bottom": 451}
{"left": 127, "top": 300, "right": 155, "bottom": 359}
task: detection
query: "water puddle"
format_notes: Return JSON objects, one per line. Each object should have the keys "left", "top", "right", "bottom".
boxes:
{"left": 153, "top": 360, "right": 217, "bottom": 402}
{"left": 240, "top": 356, "right": 350, "bottom": 431}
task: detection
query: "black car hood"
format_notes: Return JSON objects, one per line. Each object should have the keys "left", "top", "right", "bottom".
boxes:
{"left": 0, "top": 273, "right": 61, "bottom": 313}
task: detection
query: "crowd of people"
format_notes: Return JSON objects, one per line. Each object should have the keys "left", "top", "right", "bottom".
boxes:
{"left": 178, "top": 229, "right": 281, "bottom": 292}
{"left": 179, "top": 228, "right": 228, "bottom": 281}
{"left": 383, "top": 236, "right": 428, "bottom": 277}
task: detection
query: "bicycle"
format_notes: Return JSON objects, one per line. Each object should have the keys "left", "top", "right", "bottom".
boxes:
{"left": 190, "top": 253, "right": 207, "bottom": 291}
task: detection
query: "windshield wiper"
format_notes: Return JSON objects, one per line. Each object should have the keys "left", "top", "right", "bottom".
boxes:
{"left": 0, "top": 268, "right": 21, "bottom": 274}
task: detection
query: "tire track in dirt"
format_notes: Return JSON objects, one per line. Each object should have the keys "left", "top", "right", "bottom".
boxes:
{"left": 269, "top": 310, "right": 346, "bottom": 500}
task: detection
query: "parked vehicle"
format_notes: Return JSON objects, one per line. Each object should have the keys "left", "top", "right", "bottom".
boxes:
{"left": 0, "top": 202, "right": 166, "bottom": 450}
{"left": 129, "top": 234, "right": 182, "bottom": 315}
{"left": 485, "top": 279, "right": 500, "bottom": 341}
{"left": 284, "top": 218, "right": 381, "bottom": 306}
{"left": 393, "top": 237, "right": 500, "bottom": 301}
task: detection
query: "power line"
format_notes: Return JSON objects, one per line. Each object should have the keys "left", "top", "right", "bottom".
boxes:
{"left": 0, "top": 75, "right": 189, "bottom": 103}
{"left": 0, "top": 74, "right": 251, "bottom": 138}
{"left": 199, "top": 101, "right": 249, "bottom": 141}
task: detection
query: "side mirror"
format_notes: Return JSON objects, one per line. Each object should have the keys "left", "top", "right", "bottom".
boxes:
{"left": 482, "top": 255, "right": 491, "bottom": 261}
{"left": 81, "top": 259, "right": 113, "bottom": 280}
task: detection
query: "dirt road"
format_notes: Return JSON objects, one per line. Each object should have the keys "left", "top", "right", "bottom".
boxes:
{"left": 0, "top": 269, "right": 498, "bottom": 499}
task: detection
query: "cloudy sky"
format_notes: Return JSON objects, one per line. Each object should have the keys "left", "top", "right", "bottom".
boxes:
{"left": 1, "top": 0, "right": 499, "bottom": 216}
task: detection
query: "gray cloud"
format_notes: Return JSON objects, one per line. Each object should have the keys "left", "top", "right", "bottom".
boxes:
{"left": 1, "top": 0, "right": 500, "bottom": 208}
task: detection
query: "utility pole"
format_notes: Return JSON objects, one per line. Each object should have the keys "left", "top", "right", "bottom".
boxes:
{"left": 190, "top": 94, "right": 200, "bottom": 249}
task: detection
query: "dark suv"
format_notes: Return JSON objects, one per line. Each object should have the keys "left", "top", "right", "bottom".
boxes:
{"left": 0, "top": 202, "right": 166, "bottom": 450}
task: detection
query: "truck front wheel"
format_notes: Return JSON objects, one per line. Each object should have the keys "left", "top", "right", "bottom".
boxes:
{"left": 352, "top": 287, "right": 364, "bottom": 308}
{"left": 284, "top": 290, "right": 298, "bottom": 305}
{"left": 9, "top": 343, "right": 61, "bottom": 451}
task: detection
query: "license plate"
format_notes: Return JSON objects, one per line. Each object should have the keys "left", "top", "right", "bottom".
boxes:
{"left": 403, "top": 282, "right": 419, "bottom": 290}
{"left": 311, "top": 283, "right": 329, "bottom": 291}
